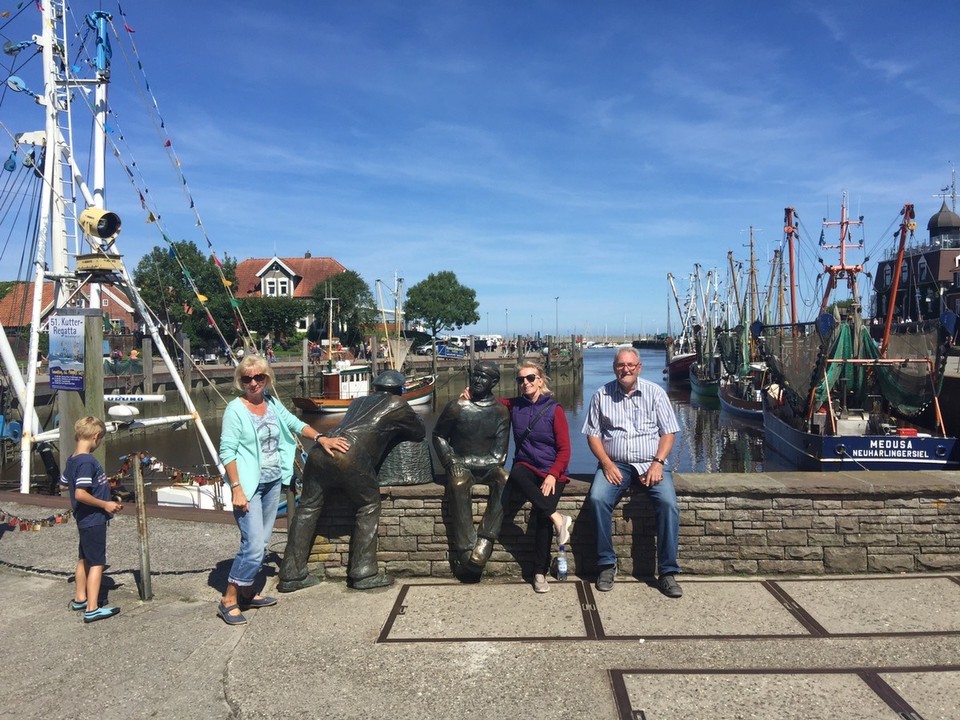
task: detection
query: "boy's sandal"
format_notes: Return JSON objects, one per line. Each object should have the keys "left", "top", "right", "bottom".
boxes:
{"left": 217, "top": 602, "right": 247, "bottom": 626}
{"left": 83, "top": 606, "right": 120, "bottom": 623}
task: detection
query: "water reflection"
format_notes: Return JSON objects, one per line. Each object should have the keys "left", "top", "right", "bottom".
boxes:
{"left": 2, "top": 348, "right": 765, "bottom": 488}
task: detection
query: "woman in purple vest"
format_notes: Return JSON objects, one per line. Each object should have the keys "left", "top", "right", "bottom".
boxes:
{"left": 499, "top": 361, "right": 572, "bottom": 593}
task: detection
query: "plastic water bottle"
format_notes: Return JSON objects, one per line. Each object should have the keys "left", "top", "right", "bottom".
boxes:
{"left": 556, "top": 545, "right": 568, "bottom": 581}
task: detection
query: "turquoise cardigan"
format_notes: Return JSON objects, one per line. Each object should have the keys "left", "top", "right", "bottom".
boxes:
{"left": 219, "top": 393, "right": 307, "bottom": 496}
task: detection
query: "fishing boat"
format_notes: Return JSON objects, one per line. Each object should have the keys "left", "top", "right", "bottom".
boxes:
{"left": 716, "top": 235, "right": 770, "bottom": 419}
{"left": 663, "top": 271, "right": 697, "bottom": 381}
{"left": 292, "top": 277, "right": 434, "bottom": 412}
{"left": 688, "top": 340, "right": 721, "bottom": 396}
{"left": 292, "top": 366, "right": 435, "bottom": 413}
{"left": 758, "top": 198, "right": 960, "bottom": 471}
{"left": 717, "top": 361, "right": 766, "bottom": 420}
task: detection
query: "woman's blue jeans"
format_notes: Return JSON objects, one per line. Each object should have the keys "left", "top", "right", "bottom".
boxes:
{"left": 586, "top": 462, "right": 680, "bottom": 576}
{"left": 228, "top": 479, "right": 282, "bottom": 587}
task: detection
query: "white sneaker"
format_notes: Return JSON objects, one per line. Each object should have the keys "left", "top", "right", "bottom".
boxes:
{"left": 556, "top": 515, "right": 573, "bottom": 546}
{"left": 533, "top": 574, "right": 549, "bottom": 593}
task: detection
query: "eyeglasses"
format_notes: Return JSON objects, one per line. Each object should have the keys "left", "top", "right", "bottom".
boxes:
{"left": 614, "top": 363, "right": 640, "bottom": 370}
{"left": 516, "top": 374, "right": 539, "bottom": 384}
{"left": 240, "top": 373, "right": 268, "bottom": 384}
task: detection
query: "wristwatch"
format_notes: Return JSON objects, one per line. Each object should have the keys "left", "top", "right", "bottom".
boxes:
{"left": 652, "top": 456, "right": 666, "bottom": 465}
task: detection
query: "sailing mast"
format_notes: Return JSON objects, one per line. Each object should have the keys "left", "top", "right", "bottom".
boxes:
{"left": 783, "top": 208, "right": 799, "bottom": 326}
{"left": 6, "top": 2, "right": 226, "bottom": 492}
{"left": 879, "top": 204, "right": 916, "bottom": 357}
{"left": 818, "top": 192, "right": 864, "bottom": 315}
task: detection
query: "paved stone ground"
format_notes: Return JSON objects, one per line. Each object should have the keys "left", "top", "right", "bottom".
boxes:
{"left": 1, "top": 496, "right": 958, "bottom": 720}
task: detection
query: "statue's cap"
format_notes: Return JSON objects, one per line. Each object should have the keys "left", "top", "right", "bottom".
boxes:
{"left": 475, "top": 360, "right": 500, "bottom": 379}
{"left": 373, "top": 369, "right": 405, "bottom": 392}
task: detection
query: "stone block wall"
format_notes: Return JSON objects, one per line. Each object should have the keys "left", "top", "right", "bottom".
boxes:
{"left": 300, "top": 473, "right": 960, "bottom": 579}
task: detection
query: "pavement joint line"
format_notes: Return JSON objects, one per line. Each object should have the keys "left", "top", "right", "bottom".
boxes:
{"left": 378, "top": 577, "right": 960, "bottom": 644}
{"left": 611, "top": 667, "right": 956, "bottom": 720}
{"left": 761, "top": 579, "right": 830, "bottom": 636}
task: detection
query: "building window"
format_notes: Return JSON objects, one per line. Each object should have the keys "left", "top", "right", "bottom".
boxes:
{"left": 264, "top": 278, "right": 276, "bottom": 296}
{"left": 102, "top": 298, "right": 110, "bottom": 307}
{"left": 917, "top": 257, "right": 928, "bottom": 282}
{"left": 278, "top": 278, "right": 290, "bottom": 297}
{"left": 883, "top": 265, "right": 892, "bottom": 289}
{"left": 900, "top": 263, "right": 908, "bottom": 282}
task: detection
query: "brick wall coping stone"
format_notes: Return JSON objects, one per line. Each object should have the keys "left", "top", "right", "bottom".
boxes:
{"left": 380, "top": 471, "right": 960, "bottom": 499}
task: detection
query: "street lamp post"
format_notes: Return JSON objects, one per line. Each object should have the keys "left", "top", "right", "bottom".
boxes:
{"left": 505, "top": 309, "right": 509, "bottom": 339}
{"left": 555, "top": 296, "right": 559, "bottom": 337}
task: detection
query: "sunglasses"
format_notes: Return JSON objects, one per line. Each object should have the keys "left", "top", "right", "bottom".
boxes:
{"left": 516, "top": 374, "right": 539, "bottom": 384}
{"left": 241, "top": 373, "right": 268, "bottom": 384}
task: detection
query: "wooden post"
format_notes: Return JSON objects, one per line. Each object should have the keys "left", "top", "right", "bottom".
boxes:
{"left": 143, "top": 338, "right": 154, "bottom": 393}
{"left": 133, "top": 458, "right": 153, "bottom": 600}
{"left": 182, "top": 337, "right": 192, "bottom": 390}
{"left": 301, "top": 337, "right": 309, "bottom": 379}
{"left": 58, "top": 310, "right": 105, "bottom": 466}
{"left": 369, "top": 335, "right": 378, "bottom": 376}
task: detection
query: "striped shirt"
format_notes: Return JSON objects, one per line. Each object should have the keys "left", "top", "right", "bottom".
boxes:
{"left": 581, "top": 377, "right": 680, "bottom": 474}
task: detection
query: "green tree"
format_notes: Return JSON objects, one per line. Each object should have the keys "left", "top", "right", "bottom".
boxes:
{"left": 241, "top": 296, "right": 305, "bottom": 347}
{"left": 310, "top": 270, "right": 374, "bottom": 347}
{"left": 132, "top": 240, "right": 237, "bottom": 349}
{"left": 404, "top": 271, "right": 480, "bottom": 341}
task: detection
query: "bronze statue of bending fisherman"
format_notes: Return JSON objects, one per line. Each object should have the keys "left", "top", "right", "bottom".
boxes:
{"left": 278, "top": 370, "right": 425, "bottom": 591}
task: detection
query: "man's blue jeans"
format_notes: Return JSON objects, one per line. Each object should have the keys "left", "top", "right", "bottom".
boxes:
{"left": 229, "top": 479, "right": 282, "bottom": 587}
{"left": 586, "top": 462, "right": 680, "bottom": 576}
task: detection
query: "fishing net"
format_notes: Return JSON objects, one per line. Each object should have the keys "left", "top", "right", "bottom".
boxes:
{"left": 718, "top": 326, "right": 746, "bottom": 375}
{"left": 758, "top": 320, "right": 832, "bottom": 413}
{"left": 761, "top": 312, "right": 952, "bottom": 419}
{"left": 861, "top": 322, "right": 948, "bottom": 417}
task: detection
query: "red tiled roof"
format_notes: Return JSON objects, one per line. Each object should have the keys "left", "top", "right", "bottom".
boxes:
{"left": 234, "top": 256, "right": 346, "bottom": 298}
{"left": 0, "top": 281, "right": 135, "bottom": 329}
{"left": 0, "top": 282, "right": 54, "bottom": 327}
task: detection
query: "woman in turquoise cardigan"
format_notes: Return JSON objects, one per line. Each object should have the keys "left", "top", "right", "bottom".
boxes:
{"left": 217, "top": 354, "right": 348, "bottom": 625}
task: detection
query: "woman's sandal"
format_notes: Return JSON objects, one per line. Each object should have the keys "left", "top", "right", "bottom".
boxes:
{"left": 217, "top": 602, "right": 247, "bottom": 626}
{"left": 239, "top": 595, "right": 278, "bottom": 610}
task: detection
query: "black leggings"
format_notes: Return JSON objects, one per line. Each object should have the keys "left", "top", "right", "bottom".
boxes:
{"left": 507, "top": 464, "right": 564, "bottom": 574}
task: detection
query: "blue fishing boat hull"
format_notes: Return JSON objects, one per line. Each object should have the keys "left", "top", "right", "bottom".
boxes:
{"left": 762, "top": 407, "right": 960, "bottom": 471}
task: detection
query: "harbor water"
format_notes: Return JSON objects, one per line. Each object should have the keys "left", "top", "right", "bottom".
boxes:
{"left": 1, "top": 347, "right": 764, "bottom": 492}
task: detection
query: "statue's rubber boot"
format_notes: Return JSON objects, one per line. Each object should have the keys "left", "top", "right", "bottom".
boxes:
{"left": 465, "top": 537, "right": 493, "bottom": 573}
{"left": 350, "top": 571, "right": 395, "bottom": 590}
{"left": 277, "top": 575, "right": 321, "bottom": 593}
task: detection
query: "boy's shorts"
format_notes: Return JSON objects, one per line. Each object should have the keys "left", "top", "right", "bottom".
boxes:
{"left": 78, "top": 524, "right": 107, "bottom": 567}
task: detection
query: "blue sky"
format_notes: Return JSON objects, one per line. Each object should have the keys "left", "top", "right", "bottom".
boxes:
{"left": 3, "top": 1, "right": 959, "bottom": 338}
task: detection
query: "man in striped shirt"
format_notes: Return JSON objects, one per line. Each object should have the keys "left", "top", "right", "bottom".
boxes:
{"left": 582, "top": 347, "right": 683, "bottom": 597}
